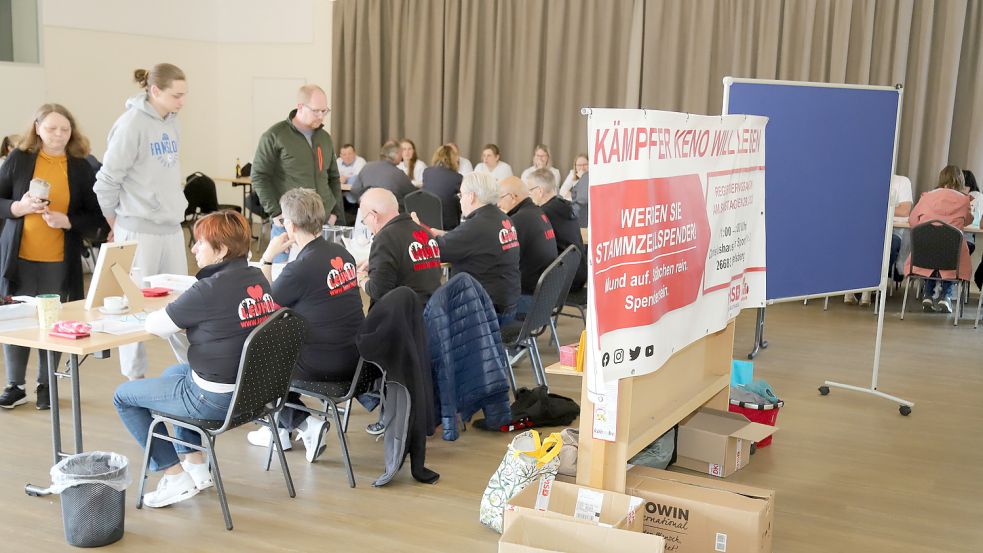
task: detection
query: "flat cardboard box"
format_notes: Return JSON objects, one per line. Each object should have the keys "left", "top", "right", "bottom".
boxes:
{"left": 625, "top": 467, "right": 774, "bottom": 553}
{"left": 500, "top": 512, "right": 665, "bottom": 553}
{"left": 504, "top": 478, "right": 644, "bottom": 533}
{"left": 676, "top": 408, "right": 777, "bottom": 478}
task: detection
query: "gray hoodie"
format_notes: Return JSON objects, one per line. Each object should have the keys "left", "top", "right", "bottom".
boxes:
{"left": 94, "top": 93, "right": 187, "bottom": 234}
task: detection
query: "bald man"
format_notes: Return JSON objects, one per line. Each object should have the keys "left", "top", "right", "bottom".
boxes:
{"left": 498, "top": 176, "right": 557, "bottom": 313}
{"left": 357, "top": 188, "right": 442, "bottom": 304}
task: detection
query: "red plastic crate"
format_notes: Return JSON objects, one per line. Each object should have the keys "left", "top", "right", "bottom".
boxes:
{"left": 728, "top": 399, "right": 783, "bottom": 447}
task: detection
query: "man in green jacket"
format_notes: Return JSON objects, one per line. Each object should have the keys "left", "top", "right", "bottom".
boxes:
{"left": 252, "top": 85, "right": 343, "bottom": 260}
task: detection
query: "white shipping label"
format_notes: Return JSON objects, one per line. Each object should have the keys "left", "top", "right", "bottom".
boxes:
{"left": 709, "top": 463, "right": 723, "bottom": 477}
{"left": 534, "top": 477, "right": 553, "bottom": 511}
{"left": 574, "top": 489, "right": 606, "bottom": 523}
{"left": 715, "top": 532, "right": 728, "bottom": 552}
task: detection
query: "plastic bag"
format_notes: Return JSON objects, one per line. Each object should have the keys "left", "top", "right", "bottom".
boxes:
{"left": 479, "top": 430, "right": 562, "bottom": 533}
{"left": 48, "top": 451, "right": 130, "bottom": 494}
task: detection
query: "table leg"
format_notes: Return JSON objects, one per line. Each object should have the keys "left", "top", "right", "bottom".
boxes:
{"left": 70, "top": 354, "right": 83, "bottom": 453}
{"left": 47, "top": 350, "right": 62, "bottom": 465}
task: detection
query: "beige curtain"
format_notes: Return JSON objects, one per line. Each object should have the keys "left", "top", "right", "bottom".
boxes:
{"left": 333, "top": 0, "right": 983, "bottom": 195}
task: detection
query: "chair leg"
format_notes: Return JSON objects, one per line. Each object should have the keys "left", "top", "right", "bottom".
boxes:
{"left": 529, "top": 338, "right": 547, "bottom": 388}
{"left": 136, "top": 418, "right": 163, "bottom": 509}
{"left": 341, "top": 398, "right": 352, "bottom": 434}
{"left": 975, "top": 287, "right": 983, "bottom": 328}
{"left": 203, "top": 433, "right": 234, "bottom": 531}
{"left": 900, "top": 278, "right": 910, "bottom": 319}
{"left": 954, "top": 282, "right": 962, "bottom": 327}
{"left": 328, "top": 401, "right": 356, "bottom": 488}
{"left": 266, "top": 415, "right": 295, "bottom": 498}
{"left": 548, "top": 315, "right": 561, "bottom": 352}
{"left": 505, "top": 359, "right": 519, "bottom": 397}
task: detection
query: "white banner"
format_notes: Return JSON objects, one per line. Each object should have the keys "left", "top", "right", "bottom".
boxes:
{"left": 584, "top": 109, "right": 767, "bottom": 413}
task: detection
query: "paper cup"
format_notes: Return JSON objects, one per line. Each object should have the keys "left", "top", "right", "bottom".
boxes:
{"left": 36, "top": 294, "right": 61, "bottom": 329}
{"left": 29, "top": 178, "right": 51, "bottom": 202}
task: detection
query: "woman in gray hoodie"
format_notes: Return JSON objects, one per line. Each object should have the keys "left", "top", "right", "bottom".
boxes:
{"left": 94, "top": 63, "right": 190, "bottom": 380}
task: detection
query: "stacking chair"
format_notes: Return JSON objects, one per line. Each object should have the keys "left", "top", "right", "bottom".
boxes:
{"left": 404, "top": 189, "right": 443, "bottom": 230}
{"left": 183, "top": 172, "right": 241, "bottom": 245}
{"left": 900, "top": 220, "right": 967, "bottom": 326}
{"left": 500, "top": 254, "right": 570, "bottom": 394}
{"left": 546, "top": 246, "right": 583, "bottom": 351}
{"left": 281, "top": 358, "right": 384, "bottom": 488}
{"left": 136, "top": 309, "right": 307, "bottom": 530}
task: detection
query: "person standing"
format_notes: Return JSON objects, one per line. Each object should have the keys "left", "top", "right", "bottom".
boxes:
{"left": 252, "top": 84, "right": 344, "bottom": 261}
{"left": 0, "top": 104, "right": 105, "bottom": 409}
{"left": 94, "top": 63, "right": 190, "bottom": 380}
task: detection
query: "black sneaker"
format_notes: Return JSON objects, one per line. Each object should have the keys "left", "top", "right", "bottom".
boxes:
{"left": 35, "top": 383, "right": 50, "bottom": 410}
{"left": 0, "top": 385, "right": 27, "bottom": 409}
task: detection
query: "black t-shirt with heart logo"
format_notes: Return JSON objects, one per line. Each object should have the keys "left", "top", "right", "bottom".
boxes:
{"left": 436, "top": 203, "right": 520, "bottom": 311}
{"left": 365, "top": 213, "right": 443, "bottom": 303}
{"left": 272, "top": 237, "right": 364, "bottom": 381}
{"left": 506, "top": 197, "right": 559, "bottom": 295}
{"left": 166, "top": 257, "right": 279, "bottom": 384}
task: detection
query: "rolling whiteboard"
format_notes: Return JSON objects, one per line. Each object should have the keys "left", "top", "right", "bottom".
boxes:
{"left": 723, "top": 78, "right": 901, "bottom": 300}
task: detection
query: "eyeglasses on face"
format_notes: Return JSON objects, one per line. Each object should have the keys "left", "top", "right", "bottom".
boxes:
{"left": 359, "top": 210, "right": 376, "bottom": 226}
{"left": 304, "top": 105, "right": 330, "bottom": 116}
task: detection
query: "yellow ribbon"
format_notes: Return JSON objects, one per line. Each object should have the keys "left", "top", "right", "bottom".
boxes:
{"left": 513, "top": 429, "right": 563, "bottom": 468}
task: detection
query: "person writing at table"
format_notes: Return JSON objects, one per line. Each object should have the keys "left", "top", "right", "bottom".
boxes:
{"left": 907, "top": 165, "right": 972, "bottom": 314}
{"left": 114, "top": 210, "right": 279, "bottom": 508}
{"left": 0, "top": 104, "right": 105, "bottom": 410}
{"left": 246, "top": 188, "right": 363, "bottom": 462}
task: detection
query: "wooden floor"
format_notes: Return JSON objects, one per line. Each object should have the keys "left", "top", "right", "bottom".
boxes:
{"left": 1, "top": 290, "right": 982, "bottom": 552}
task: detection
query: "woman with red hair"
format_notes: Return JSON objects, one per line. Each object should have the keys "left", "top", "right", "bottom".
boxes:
{"left": 113, "top": 210, "right": 278, "bottom": 508}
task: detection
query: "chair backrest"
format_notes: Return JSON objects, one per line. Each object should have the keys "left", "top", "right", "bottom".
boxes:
{"left": 218, "top": 308, "right": 308, "bottom": 432}
{"left": 184, "top": 172, "right": 219, "bottom": 215}
{"left": 241, "top": 162, "right": 252, "bottom": 177}
{"left": 404, "top": 189, "right": 443, "bottom": 230}
{"left": 910, "top": 220, "right": 963, "bottom": 275}
{"left": 517, "top": 254, "right": 569, "bottom": 341}
{"left": 551, "top": 245, "right": 582, "bottom": 317}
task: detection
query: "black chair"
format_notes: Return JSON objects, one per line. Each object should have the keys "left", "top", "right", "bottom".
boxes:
{"left": 500, "top": 254, "right": 570, "bottom": 394}
{"left": 136, "top": 309, "right": 307, "bottom": 530}
{"left": 404, "top": 189, "right": 443, "bottom": 230}
{"left": 183, "top": 172, "right": 241, "bottom": 245}
{"left": 546, "top": 245, "right": 583, "bottom": 351}
{"left": 280, "top": 358, "right": 384, "bottom": 488}
{"left": 561, "top": 287, "right": 587, "bottom": 324}
{"left": 900, "top": 220, "right": 967, "bottom": 325}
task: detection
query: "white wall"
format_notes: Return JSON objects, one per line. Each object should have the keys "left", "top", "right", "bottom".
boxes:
{"left": 0, "top": 0, "right": 334, "bottom": 207}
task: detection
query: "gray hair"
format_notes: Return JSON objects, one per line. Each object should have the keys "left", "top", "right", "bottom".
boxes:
{"left": 527, "top": 168, "right": 557, "bottom": 194}
{"left": 380, "top": 141, "right": 400, "bottom": 163}
{"left": 279, "top": 188, "right": 325, "bottom": 234}
{"left": 461, "top": 172, "right": 499, "bottom": 206}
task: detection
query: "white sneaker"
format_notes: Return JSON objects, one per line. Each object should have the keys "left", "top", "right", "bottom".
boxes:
{"left": 922, "top": 298, "right": 935, "bottom": 312}
{"left": 181, "top": 460, "right": 213, "bottom": 490}
{"left": 843, "top": 294, "right": 858, "bottom": 305}
{"left": 936, "top": 297, "right": 953, "bottom": 314}
{"left": 143, "top": 471, "right": 199, "bottom": 508}
{"left": 246, "top": 425, "right": 292, "bottom": 450}
{"left": 859, "top": 291, "right": 871, "bottom": 307}
{"left": 296, "top": 416, "right": 329, "bottom": 463}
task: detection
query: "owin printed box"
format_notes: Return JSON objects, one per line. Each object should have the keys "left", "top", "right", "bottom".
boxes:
{"left": 499, "top": 513, "right": 665, "bottom": 553}
{"left": 625, "top": 467, "right": 774, "bottom": 553}
{"left": 504, "top": 478, "right": 644, "bottom": 533}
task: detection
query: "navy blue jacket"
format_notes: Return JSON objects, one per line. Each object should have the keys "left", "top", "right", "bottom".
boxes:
{"left": 424, "top": 273, "right": 511, "bottom": 440}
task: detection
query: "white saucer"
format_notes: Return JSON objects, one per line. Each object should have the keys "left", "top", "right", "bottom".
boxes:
{"left": 98, "top": 306, "right": 130, "bottom": 315}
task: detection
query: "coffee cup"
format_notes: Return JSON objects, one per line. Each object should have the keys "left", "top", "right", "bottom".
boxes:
{"left": 36, "top": 294, "right": 61, "bottom": 329}
{"left": 103, "top": 296, "right": 126, "bottom": 313}
{"left": 28, "top": 178, "right": 51, "bottom": 204}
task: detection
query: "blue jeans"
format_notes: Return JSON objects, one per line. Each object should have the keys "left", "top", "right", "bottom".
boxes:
{"left": 922, "top": 279, "right": 954, "bottom": 300}
{"left": 515, "top": 294, "right": 534, "bottom": 318}
{"left": 270, "top": 223, "right": 289, "bottom": 263}
{"left": 114, "top": 364, "right": 232, "bottom": 472}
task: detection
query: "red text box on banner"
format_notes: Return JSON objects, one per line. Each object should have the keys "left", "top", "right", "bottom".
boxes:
{"left": 590, "top": 175, "right": 711, "bottom": 338}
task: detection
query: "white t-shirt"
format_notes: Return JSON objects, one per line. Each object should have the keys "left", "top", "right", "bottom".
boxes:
{"left": 397, "top": 160, "right": 427, "bottom": 184}
{"left": 458, "top": 157, "right": 474, "bottom": 176}
{"left": 474, "top": 161, "right": 514, "bottom": 182}
{"left": 520, "top": 166, "right": 561, "bottom": 188}
{"left": 337, "top": 155, "right": 367, "bottom": 181}
{"left": 890, "top": 174, "right": 913, "bottom": 207}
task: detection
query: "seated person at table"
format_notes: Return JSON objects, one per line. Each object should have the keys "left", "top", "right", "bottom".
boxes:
{"left": 519, "top": 144, "right": 561, "bottom": 188}
{"left": 114, "top": 210, "right": 276, "bottom": 508}
{"left": 350, "top": 140, "right": 416, "bottom": 210}
{"left": 906, "top": 165, "right": 972, "bottom": 314}
{"left": 421, "top": 144, "right": 464, "bottom": 230}
{"left": 356, "top": 188, "right": 442, "bottom": 305}
{"left": 528, "top": 168, "right": 588, "bottom": 293}
{"left": 248, "top": 188, "right": 364, "bottom": 461}
{"left": 336, "top": 143, "right": 366, "bottom": 186}
{"left": 497, "top": 176, "right": 557, "bottom": 314}
{"left": 419, "top": 172, "right": 520, "bottom": 324}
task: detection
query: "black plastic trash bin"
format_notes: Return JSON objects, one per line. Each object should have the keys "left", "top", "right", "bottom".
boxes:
{"left": 52, "top": 452, "right": 129, "bottom": 548}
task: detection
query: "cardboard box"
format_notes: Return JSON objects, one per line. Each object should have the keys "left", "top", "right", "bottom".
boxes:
{"left": 625, "top": 467, "right": 774, "bottom": 553}
{"left": 505, "top": 478, "right": 644, "bottom": 533}
{"left": 675, "top": 408, "right": 777, "bottom": 478}
{"left": 500, "top": 512, "right": 665, "bottom": 552}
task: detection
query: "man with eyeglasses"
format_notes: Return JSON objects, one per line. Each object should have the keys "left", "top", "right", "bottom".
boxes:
{"left": 497, "top": 176, "right": 557, "bottom": 315}
{"left": 528, "top": 168, "right": 587, "bottom": 293}
{"left": 252, "top": 84, "right": 344, "bottom": 261}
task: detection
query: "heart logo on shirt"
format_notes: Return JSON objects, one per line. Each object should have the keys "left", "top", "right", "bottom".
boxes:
{"left": 246, "top": 284, "right": 264, "bottom": 300}
{"left": 412, "top": 230, "right": 430, "bottom": 244}
{"left": 503, "top": 219, "right": 512, "bottom": 229}
{"left": 331, "top": 256, "right": 345, "bottom": 270}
